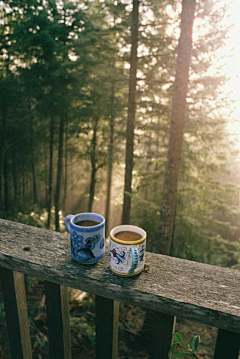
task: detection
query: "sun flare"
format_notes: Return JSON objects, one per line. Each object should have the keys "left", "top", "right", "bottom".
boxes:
{"left": 222, "top": 0, "right": 240, "bottom": 148}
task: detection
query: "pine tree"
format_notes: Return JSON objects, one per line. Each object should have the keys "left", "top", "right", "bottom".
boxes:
{"left": 122, "top": 0, "right": 140, "bottom": 224}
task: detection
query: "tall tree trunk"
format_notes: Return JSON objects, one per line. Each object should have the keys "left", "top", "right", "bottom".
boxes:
{"left": 47, "top": 112, "right": 54, "bottom": 229}
{"left": 153, "top": 116, "right": 160, "bottom": 195}
{"left": 12, "top": 151, "right": 18, "bottom": 203}
{"left": 105, "top": 83, "right": 115, "bottom": 235}
{"left": 144, "top": 118, "right": 153, "bottom": 201}
{"left": 55, "top": 115, "right": 64, "bottom": 231}
{"left": 63, "top": 120, "right": 68, "bottom": 212}
{"left": 122, "top": 0, "right": 139, "bottom": 224}
{"left": 21, "top": 163, "right": 25, "bottom": 203}
{"left": 44, "top": 135, "right": 48, "bottom": 207}
{"left": 3, "top": 156, "right": 9, "bottom": 213}
{"left": 88, "top": 119, "right": 98, "bottom": 213}
{"left": 159, "top": 0, "right": 196, "bottom": 255}
{"left": 30, "top": 116, "right": 38, "bottom": 204}
{"left": 0, "top": 107, "right": 7, "bottom": 205}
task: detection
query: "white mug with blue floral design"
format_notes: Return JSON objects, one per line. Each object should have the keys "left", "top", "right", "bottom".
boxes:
{"left": 65, "top": 212, "right": 105, "bottom": 264}
{"left": 110, "top": 225, "right": 146, "bottom": 276}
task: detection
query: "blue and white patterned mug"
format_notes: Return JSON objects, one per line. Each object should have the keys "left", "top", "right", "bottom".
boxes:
{"left": 110, "top": 225, "right": 146, "bottom": 276}
{"left": 65, "top": 212, "right": 105, "bottom": 264}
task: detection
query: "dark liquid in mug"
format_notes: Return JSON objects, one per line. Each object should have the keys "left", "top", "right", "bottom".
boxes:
{"left": 114, "top": 231, "right": 142, "bottom": 242}
{"left": 75, "top": 220, "right": 100, "bottom": 227}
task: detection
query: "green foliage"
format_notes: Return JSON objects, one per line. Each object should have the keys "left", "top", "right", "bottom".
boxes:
{"left": 169, "top": 333, "right": 200, "bottom": 359}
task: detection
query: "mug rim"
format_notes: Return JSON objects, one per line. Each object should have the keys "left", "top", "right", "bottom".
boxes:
{"left": 70, "top": 212, "right": 105, "bottom": 233}
{"left": 110, "top": 224, "right": 146, "bottom": 245}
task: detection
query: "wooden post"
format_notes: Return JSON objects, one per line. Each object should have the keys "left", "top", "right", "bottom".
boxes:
{"left": 214, "top": 329, "right": 240, "bottom": 359}
{"left": 95, "top": 296, "right": 119, "bottom": 359}
{"left": 44, "top": 281, "right": 72, "bottom": 359}
{"left": 149, "top": 311, "right": 176, "bottom": 359}
{"left": 0, "top": 268, "right": 32, "bottom": 359}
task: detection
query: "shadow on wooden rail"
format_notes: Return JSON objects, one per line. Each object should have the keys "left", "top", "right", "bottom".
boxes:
{"left": 0, "top": 219, "right": 240, "bottom": 359}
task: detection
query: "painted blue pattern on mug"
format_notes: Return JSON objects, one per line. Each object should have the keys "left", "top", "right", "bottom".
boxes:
{"left": 110, "top": 243, "right": 129, "bottom": 265}
{"left": 139, "top": 243, "right": 145, "bottom": 262}
{"left": 71, "top": 232, "right": 84, "bottom": 251}
{"left": 100, "top": 236, "right": 104, "bottom": 249}
{"left": 85, "top": 234, "right": 102, "bottom": 249}
{"left": 71, "top": 232, "right": 104, "bottom": 262}
{"left": 111, "top": 241, "right": 146, "bottom": 274}
{"left": 111, "top": 249, "right": 127, "bottom": 265}
{"left": 74, "top": 247, "right": 95, "bottom": 262}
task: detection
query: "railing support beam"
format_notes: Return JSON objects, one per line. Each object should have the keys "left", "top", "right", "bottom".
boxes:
{"left": 214, "top": 328, "right": 240, "bottom": 359}
{"left": 149, "top": 311, "right": 176, "bottom": 359}
{"left": 44, "top": 281, "right": 72, "bottom": 359}
{"left": 0, "top": 268, "right": 32, "bottom": 359}
{"left": 95, "top": 296, "right": 119, "bottom": 359}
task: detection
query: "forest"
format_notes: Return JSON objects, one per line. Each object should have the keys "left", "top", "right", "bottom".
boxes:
{"left": 0, "top": 0, "right": 240, "bottom": 357}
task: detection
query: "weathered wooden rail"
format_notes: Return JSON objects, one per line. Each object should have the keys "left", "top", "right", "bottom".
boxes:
{"left": 0, "top": 218, "right": 239, "bottom": 359}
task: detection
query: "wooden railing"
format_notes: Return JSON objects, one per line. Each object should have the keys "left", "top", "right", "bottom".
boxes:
{"left": 0, "top": 218, "right": 240, "bottom": 359}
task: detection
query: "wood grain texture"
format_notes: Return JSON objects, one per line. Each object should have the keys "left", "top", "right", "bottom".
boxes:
{"left": 149, "top": 312, "right": 176, "bottom": 359}
{"left": 44, "top": 282, "right": 72, "bottom": 359}
{"left": 0, "top": 219, "right": 240, "bottom": 333}
{"left": 95, "top": 296, "right": 119, "bottom": 359}
{"left": 0, "top": 268, "right": 32, "bottom": 359}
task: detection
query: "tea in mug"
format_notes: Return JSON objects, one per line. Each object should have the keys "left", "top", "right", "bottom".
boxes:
{"left": 75, "top": 220, "right": 100, "bottom": 227}
{"left": 114, "top": 230, "right": 142, "bottom": 242}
